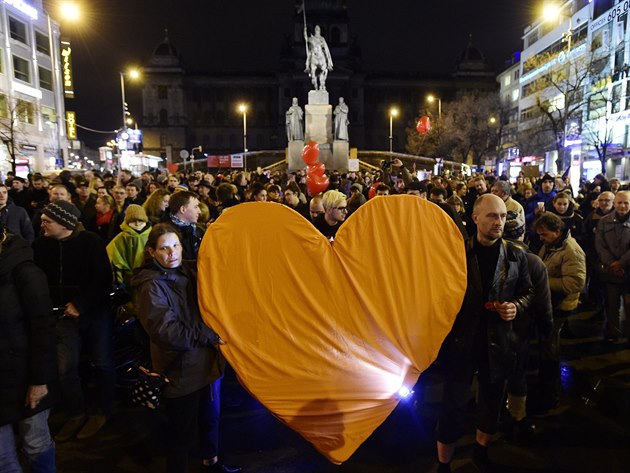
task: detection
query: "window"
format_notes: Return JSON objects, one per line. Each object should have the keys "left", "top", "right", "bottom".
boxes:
{"left": 41, "top": 106, "right": 56, "bottom": 123}
{"left": 13, "top": 56, "right": 30, "bottom": 83}
{"left": 587, "top": 93, "right": 607, "bottom": 120}
{"left": 511, "top": 89, "right": 520, "bottom": 102}
{"left": 503, "top": 75, "right": 511, "bottom": 87}
{"left": 160, "top": 133, "right": 167, "bottom": 146}
{"left": 35, "top": 32, "right": 50, "bottom": 55}
{"left": 39, "top": 67, "right": 53, "bottom": 90}
{"left": 159, "top": 109, "right": 169, "bottom": 126}
{"left": 9, "top": 17, "right": 27, "bottom": 44}
{"left": 158, "top": 85, "right": 168, "bottom": 99}
{"left": 0, "top": 95, "right": 7, "bottom": 119}
{"left": 16, "top": 100, "right": 34, "bottom": 124}
{"left": 612, "top": 83, "right": 622, "bottom": 114}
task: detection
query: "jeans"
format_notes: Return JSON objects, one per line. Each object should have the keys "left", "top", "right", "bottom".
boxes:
{"left": 0, "top": 409, "right": 56, "bottom": 473}
{"left": 56, "top": 308, "right": 115, "bottom": 416}
{"left": 164, "top": 379, "right": 221, "bottom": 473}
{"left": 604, "top": 283, "right": 629, "bottom": 338}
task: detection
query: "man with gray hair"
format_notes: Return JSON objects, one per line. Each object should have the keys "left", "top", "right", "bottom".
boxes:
{"left": 491, "top": 180, "right": 525, "bottom": 228}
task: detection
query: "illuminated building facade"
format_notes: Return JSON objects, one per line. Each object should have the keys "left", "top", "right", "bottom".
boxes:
{"left": 0, "top": 0, "right": 68, "bottom": 178}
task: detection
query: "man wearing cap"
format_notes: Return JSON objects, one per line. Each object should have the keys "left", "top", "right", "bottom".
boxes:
{"left": 525, "top": 173, "right": 557, "bottom": 227}
{"left": 9, "top": 177, "right": 29, "bottom": 210}
{"left": 502, "top": 211, "right": 553, "bottom": 439}
{"left": 32, "top": 200, "right": 114, "bottom": 442}
{"left": 74, "top": 178, "right": 98, "bottom": 232}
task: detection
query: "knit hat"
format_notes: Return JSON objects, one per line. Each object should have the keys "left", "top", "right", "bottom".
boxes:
{"left": 124, "top": 204, "right": 148, "bottom": 224}
{"left": 43, "top": 201, "right": 81, "bottom": 230}
{"left": 503, "top": 210, "right": 525, "bottom": 240}
{"left": 541, "top": 173, "right": 554, "bottom": 183}
{"left": 350, "top": 183, "right": 363, "bottom": 193}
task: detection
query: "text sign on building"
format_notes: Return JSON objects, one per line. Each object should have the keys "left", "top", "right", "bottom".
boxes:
{"left": 3, "top": 0, "right": 38, "bottom": 20}
{"left": 61, "top": 41, "right": 75, "bottom": 98}
{"left": 66, "top": 111, "right": 77, "bottom": 140}
{"left": 230, "top": 154, "right": 244, "bottom": 168}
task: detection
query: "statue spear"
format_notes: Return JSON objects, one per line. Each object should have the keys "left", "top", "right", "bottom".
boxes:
{"left": 299, "top": 1, "right": 308, "bottom": 61}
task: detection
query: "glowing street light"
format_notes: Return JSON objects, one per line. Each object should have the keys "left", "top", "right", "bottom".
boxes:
{"left": 237, "top": 103, "right": 248, "bottom": 153}
{"left": 426, "top": 94, "right": 442, "bottom": 120}
{"left": 389, "top": 107, "right": 399, "bottom": 154}
{"left": 119, "top": 68, "right": 141, "bottom": 131}
{"left": 59, "top": 2, "right": 80, "bottom": 22}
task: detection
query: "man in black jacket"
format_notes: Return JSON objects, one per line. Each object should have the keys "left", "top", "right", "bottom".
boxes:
{"left": 163, "top": 190, "right": 205, "bottom": 260}
{"left": 0, "top": 224, "right": 57, "bottom": 471}
{"left": 435, "top": 194, "right": 533, "bottom": 473}
{"left": 32, "top": 201, "right": 114, "bottom": 442}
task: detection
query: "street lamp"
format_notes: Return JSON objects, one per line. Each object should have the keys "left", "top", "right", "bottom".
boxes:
{"left": 237, "top": 103, "right": 248, "bottom": 153}
{"left": 426, "top": 94, "right": 442, "bottom": 120}
{"left": 543, "top": 3, "right": 572, "bottom": 56}
{"left": 389, "top": 107, "right": 399, "bottom": 155}
{"left": 119, "top": 68, "right": 140, "bottom": 132}
{"left": 59, "top": 2, "right": 80, "bottom": 22}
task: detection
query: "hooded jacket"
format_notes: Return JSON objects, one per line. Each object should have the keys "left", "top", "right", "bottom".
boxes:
{"left": 539, "top": 229, "right": 586, "bottom": 311}
{"left": 0, "top": 232, "right": 57, "bottom": 425}
{"left": 106, "top": 221, "right": 151, "bottom": 288}
{"left": 131, "top": 260, "right": 222, "bottom": 398}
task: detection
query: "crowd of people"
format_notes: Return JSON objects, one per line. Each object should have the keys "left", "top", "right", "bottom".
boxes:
{"left": 0, "top": 161, "right": 629, "bottom": 472}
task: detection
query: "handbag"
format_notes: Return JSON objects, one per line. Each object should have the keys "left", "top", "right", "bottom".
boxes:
{"left": 131, "top": 366, "right": 169, "bottom": 410}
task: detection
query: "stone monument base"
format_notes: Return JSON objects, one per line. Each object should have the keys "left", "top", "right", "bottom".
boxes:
{"left": 331, "top": 140, "right": 350, "bottom": 172}
{"left": 287, "top": 140, "right": 305, "bottom": 172}
{"left": 308, "top": 90, "right": 329, "bottom": 105}
{"left": 305, "top": 104, "right": 333, "bottom": 144}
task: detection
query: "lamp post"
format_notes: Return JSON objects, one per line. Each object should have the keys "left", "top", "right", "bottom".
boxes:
{"left": 426, "top": 94, "right": 442, "bottom": 120}
{"left": 237, "top": 103, "right": 248, "bottom": 170}
{"left": 119, "top": 68, "right": 140, "bottom": 132}
{"left": 389, "top": 107, "right": 399, "bottom": 155}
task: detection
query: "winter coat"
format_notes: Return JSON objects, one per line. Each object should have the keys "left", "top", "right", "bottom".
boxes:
{"left": 595, "top": 212, "right": 630, "bottom": 272}
{"left": 32, "top": 229, "right": 112, "bottom": 314}
{"left": 161, "top": 214, "right": 206, "bottom": 260}
{"left": 525, "top": 190, "right": 557, "bottom": 226}
{"left": 539, "top": 229, "right": 586, "bottom": 312}
{"left": 441, "top": 238, "right": 534, "bottom": 382}
{"left": 0, "top": 234, "right": 57, "bottom": 426}
{"left": 131, "top": 260, "right": 223, "bottom": 398}
{"left": 0, "top": 202, "right": 34, "bottom": 242}
{"left": 510, "top": 240, "right": 553, "bottom": 338}
{"left": 548, "top": 202, "right": 585, "bottom": 247}
{"left": 106, "top": 222, "right": 151, "bottom": 288}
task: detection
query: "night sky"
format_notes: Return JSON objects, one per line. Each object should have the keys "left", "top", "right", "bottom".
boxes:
{"left": 46, "top": 0, "right": 540, "bottom": 148}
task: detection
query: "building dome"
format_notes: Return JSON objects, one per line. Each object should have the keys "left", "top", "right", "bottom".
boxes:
{"left": 455, "top": 35, "right": 492, "bottom": 74}
{"left": 149, "top": 30, "right": 182, "bottom": 67}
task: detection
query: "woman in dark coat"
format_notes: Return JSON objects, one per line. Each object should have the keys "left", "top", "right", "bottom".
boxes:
{"left": 0, "top": 224, "right": 57, "bottom": 472}
{"left": 132, "top": 223, "right": 239, "bottom": 473}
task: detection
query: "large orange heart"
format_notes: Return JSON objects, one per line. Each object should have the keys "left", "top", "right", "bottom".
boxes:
{"left": 197, "top": 196, "right": 466, "bottom": 464}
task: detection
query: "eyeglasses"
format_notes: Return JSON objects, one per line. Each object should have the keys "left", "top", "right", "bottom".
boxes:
{"left": 40, "top": 218, "right": 55, "bottom": 226}
{"left": 334, "top": 206, "right": 348, "bottom": 212}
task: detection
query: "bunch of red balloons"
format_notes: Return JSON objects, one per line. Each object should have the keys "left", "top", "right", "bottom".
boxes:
{"left": 416, "top": 116, "right": 431, "bottom": 135}
{"left": 303, "top": 141, "right": 329, "bottom": 195}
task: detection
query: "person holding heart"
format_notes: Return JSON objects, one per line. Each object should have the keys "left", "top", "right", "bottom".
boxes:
{"left": 436, "top": 194, "right": 534, "bottom": 473}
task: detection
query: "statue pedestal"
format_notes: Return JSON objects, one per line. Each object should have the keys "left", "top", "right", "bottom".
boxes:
{"left": 287, "top": 140, "right": 305, "bottom": 172}
{"left": 308, "top": 90, "right": 329, "bottom": 105}
{"left": 332, "top": 140, "right": 350, "bottom": 172}
{"left": 305, "top": 104, "right": 333, "bottom": 145}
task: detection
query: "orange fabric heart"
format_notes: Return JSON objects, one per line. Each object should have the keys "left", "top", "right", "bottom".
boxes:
{"left": 198, "top": 195, "right": 466, "bottom": 463}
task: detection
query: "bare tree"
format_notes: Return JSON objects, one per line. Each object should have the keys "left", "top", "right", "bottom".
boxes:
{"left": 0, "top": 97, "right": 37, "bottom": 174}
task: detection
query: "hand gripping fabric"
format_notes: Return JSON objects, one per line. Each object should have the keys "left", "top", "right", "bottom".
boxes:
{"left": 197, "top": 195, "right": 466, "bottom": 463}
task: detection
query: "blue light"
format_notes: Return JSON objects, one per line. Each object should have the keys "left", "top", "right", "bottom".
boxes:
{"left": 397, "top": 386, "right": 414, "bottom": 400}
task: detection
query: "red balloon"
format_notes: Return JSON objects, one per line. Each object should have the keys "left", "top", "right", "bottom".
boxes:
{"left": 307, "top": 162, "right": 326, "bottom": 177}
{"left": 306, "top": 174, "right": 329, "bottom": 195}
{"left": 167, "top": 163, "right": 179, "bottom": 174}
{"left": 302, "top": 142, "right": 320, "bottom": 165}
{"left": 368, "top": 182, "right": 381, "bottom": 200}
{"left": 416, "top": 116, "right": 432, "bottom": 135}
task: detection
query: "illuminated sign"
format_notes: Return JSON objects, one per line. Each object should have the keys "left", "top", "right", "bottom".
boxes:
{"left": 520, "top": 44, "right": 587, "bottom": 84}
{"left": 3, "top": 0, "right": 38, "bottom": 20}
{"left": 66, "top": 111, "right": 77, "bottom": 140}
{"left": 61, "top": 41, "right": 75, "bottom": 98}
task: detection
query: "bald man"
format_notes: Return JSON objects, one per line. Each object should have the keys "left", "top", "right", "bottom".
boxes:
{"left": 435, "top": 194, "right": 534, "bottom": 473}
